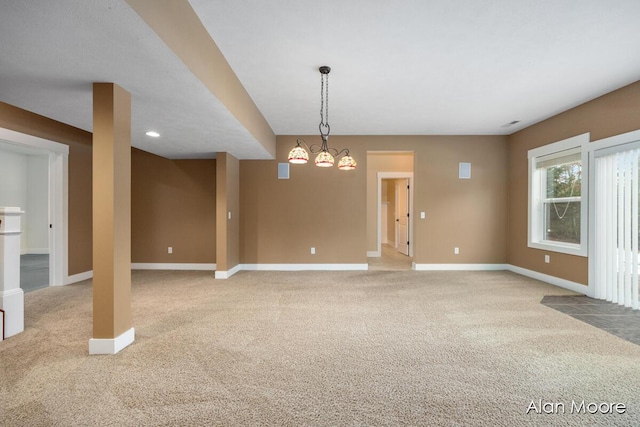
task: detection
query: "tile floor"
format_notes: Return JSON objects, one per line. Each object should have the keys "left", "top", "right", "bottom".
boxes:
{"left": 20, "top": 254, "right": 49, "bottom": 293}
{"left": 541, "top": 295, "right": 640, "bottom": 345}
{"left": 368, "top": 244, "right": 413, "bottom": 270}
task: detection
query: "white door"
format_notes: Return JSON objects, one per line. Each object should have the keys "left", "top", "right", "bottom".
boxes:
{"left": 396, "top": 179, "right": 409, "bottom": 256}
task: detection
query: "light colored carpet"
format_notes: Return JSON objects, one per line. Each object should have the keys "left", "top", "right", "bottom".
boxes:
{"left": 1, "top": 270, "right": 640, "bottom": 426}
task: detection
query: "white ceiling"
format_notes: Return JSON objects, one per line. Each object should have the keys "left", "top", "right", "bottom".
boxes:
{"left": 1, "top": 0, "right": 640, "bottom": 159}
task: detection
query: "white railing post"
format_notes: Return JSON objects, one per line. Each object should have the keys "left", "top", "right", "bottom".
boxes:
{"left": 0, "top": 207, "right": 25, "bottom": 339}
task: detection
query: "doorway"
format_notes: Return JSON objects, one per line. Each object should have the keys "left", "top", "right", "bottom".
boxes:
{"left": 369, "top": 172, "right": 414, "bottom": 270}
{"left": 0, "top": 127, "right": 68, "bottom": 288}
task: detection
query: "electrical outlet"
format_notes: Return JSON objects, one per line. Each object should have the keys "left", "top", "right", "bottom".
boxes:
{"left": 545, "top": 254, "right": 550, "bottom": 263}
{"left": 311, "top": 247, "right": 316, "bottom": 255}
{"left": 420, "top": 211, "right": 425, "bottom": 219}
{"left": 454, "top": 247, "right": 459, "bottom": 255}
{"left": 168, "top": 246, "right": 173, "bottom": 254}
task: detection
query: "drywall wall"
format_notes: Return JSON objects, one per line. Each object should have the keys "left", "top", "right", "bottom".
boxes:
{"left": 0, "top": 149, "right": 28, "bottom": 251}
{"left": 384, "top": 179, "right": 396, "bottom": 245}
{"left": 241, "top": 135, "right": 508, "bottom": 265}
{"left": 0, "top": 101, "right": 93, "bottom": 275}
{"left": 26, "top": 155, "right": 49, "bottom": 253}
{"left": 508, "top": 79, "right": 640, "bottom": 285}
{"left": 131, "top": 148, "right": 216, "bottom": 263}
{"left": 0, "top": 149, "right": 48, "bottom": 254}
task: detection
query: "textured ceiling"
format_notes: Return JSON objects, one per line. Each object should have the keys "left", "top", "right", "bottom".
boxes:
{"left": 191, "top": 0, "right": 640, "bottom": 136}
{"left": 1, "top": 0, "right": 640, "bottom": 159}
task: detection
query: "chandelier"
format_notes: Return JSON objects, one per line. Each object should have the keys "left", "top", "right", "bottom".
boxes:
{"left": 288, "top": 66, "right": 356, "bottom": 170}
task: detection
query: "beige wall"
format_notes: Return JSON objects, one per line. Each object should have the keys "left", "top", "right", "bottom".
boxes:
{"left": 367, "top": 152, "right": 414, "bottom": 252}
{"left": 241, "top": 135, "right": 508, "bottom": 265}
{"left": 383, "top": 180, "right": 396, "bottom": 245}
{"left": 508, "top": 80, "right": 640, "bottom": 285}
{"left": 240, "top": 136, "right": 367, "bottom": 264}
{"left": 0, "top": 101, "right": 92, "bottom": 275}
{"left": 131, "top": 148, "right": 216, "bottom": 264}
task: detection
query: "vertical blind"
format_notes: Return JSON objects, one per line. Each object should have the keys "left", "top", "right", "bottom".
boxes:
{"left": 595, "top": 147, "right": 639, "bottom": 309}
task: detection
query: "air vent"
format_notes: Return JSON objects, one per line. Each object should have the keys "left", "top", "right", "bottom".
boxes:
{"left": 501, "top": 120, "right": 520, "bottom": 128}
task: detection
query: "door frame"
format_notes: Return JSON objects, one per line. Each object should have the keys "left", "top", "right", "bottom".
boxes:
{"left": 0, "top": 127, "right": 69, "bottom": 287}
{"left": 376, "top": 172, "right": 414, "bottom": 257}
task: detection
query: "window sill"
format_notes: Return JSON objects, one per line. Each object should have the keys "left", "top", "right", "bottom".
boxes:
{"left": 528, "top": 241, "right": 586, "bottom": 257}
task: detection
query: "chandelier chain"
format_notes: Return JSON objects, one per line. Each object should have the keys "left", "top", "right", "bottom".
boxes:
{"left": 319, "top": 72, "right": 329, "bottom": 136}
{"left": 325, "top": 72, "right": 329, "bottom": 128}
{"left": 320, "top": 74, "right": 324, "bottom": 126}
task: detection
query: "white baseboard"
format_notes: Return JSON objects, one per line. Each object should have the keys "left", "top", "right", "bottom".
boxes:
{"left": 413, "top": 263, "right": 509, "bottom": 271}
{"left": 66, "top": 270, "right": 93, "bottom": 285}
{"left": 241, "top": 263, "right": 369, "bottom": 271}
{"left": 215, "top": 263, "right": 242, "bottom": 279}
{"left": 507, "top": 265, "right": 589, "bottom": 296}
{"left": 89, "top": 327, "right": 135, "bottom": 355}
{"left": 132, "top": 263, "right": 216, "bottom": 271}
{"left": 26, "top": 248, "right": 49, "bottom": 255}
{"left": 367, "top": 251, "right": 381, "bottom": 258}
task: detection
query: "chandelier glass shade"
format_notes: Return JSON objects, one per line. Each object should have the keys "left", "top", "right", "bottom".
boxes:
{"left": 287, "top": 66, "right": 356, "bottom": 170}
{"left": 337, "top": 154, "right": 357, "bottom": 170}
{"left": 287, "top": 144, "right": 309, "bottom": 164}
{"left": 315, "top": 150, "right": 334, "bottom": 167}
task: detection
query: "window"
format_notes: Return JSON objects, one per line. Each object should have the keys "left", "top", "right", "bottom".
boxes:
{"left": 528, "top": 134, "right": 588, "bottom": 256}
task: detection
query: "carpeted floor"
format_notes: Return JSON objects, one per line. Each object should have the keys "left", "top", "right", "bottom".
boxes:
{"left": 1, "top": 270, "right": 640, "bottom": 426}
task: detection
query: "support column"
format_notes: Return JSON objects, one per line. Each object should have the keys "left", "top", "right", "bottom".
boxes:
{"left": 0, "top": 207, "right": 25, "bottom": 339}
{"left": 89, "top": 83, "right": 134, "bottom": 355}
{"left": 215, "top": 153, "right": 240, "bottom": 279}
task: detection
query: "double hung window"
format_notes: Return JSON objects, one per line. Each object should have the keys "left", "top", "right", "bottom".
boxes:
{"left": 528, "top": 134, "right": 588, "bottom": 256}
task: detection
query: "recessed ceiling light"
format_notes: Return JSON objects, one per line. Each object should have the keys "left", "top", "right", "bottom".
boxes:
{"left": 145, "top": 131, "right": 160, "bottom": 137}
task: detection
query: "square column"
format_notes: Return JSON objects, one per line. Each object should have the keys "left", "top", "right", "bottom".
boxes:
{"left": 0, "top": 207, "right": 25, "bottom": 339}
{"left": 90, "top": 83, "right": 134, "bottom": 354}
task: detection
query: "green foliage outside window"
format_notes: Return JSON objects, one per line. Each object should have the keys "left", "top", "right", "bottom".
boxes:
{"left": 544, "top": 162, "right": 581, "bottom": 244}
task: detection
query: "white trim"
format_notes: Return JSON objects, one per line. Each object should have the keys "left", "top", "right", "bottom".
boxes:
{"left": 132, "top": 263, "right": 216, "bottom": 271}
{"left": 367, "top": 251, "right": 380, "bottom": 258}
{"left": 587, "top": 129, "right": 640, "bottom": 154}
{"left": 0, "top": 288, "right": 24, "bottom": 338}
{"left": 376, "top": 172, "right": 414, "bottom": 259}
{"left": 413, "top": 263, "right": 509, "bottom": 271}
{"left": 65, "top": 270, "right": 93, "bottom": 285}
{"left": 215, "top": 263, "right": 242, "bottom": 279}
{"left": 507, "top": 265, "right": 589, "bottom": 296}
{"left": 241, "top": 263, "right": 369, "bottom": 271}
{"left": 527, "top": 133, "right": 589, "bottom": 257}
{"left": 26, "top": 248, "right": 49, "bottom": 254}
{"left": 0, "top": 127, "right": 68, "bottom": 288}
{"left": 89, "top": 327, "right": 135, "bottom": 355}
{"left": 0, "top": 128, "right": 69, "bottom": 154}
